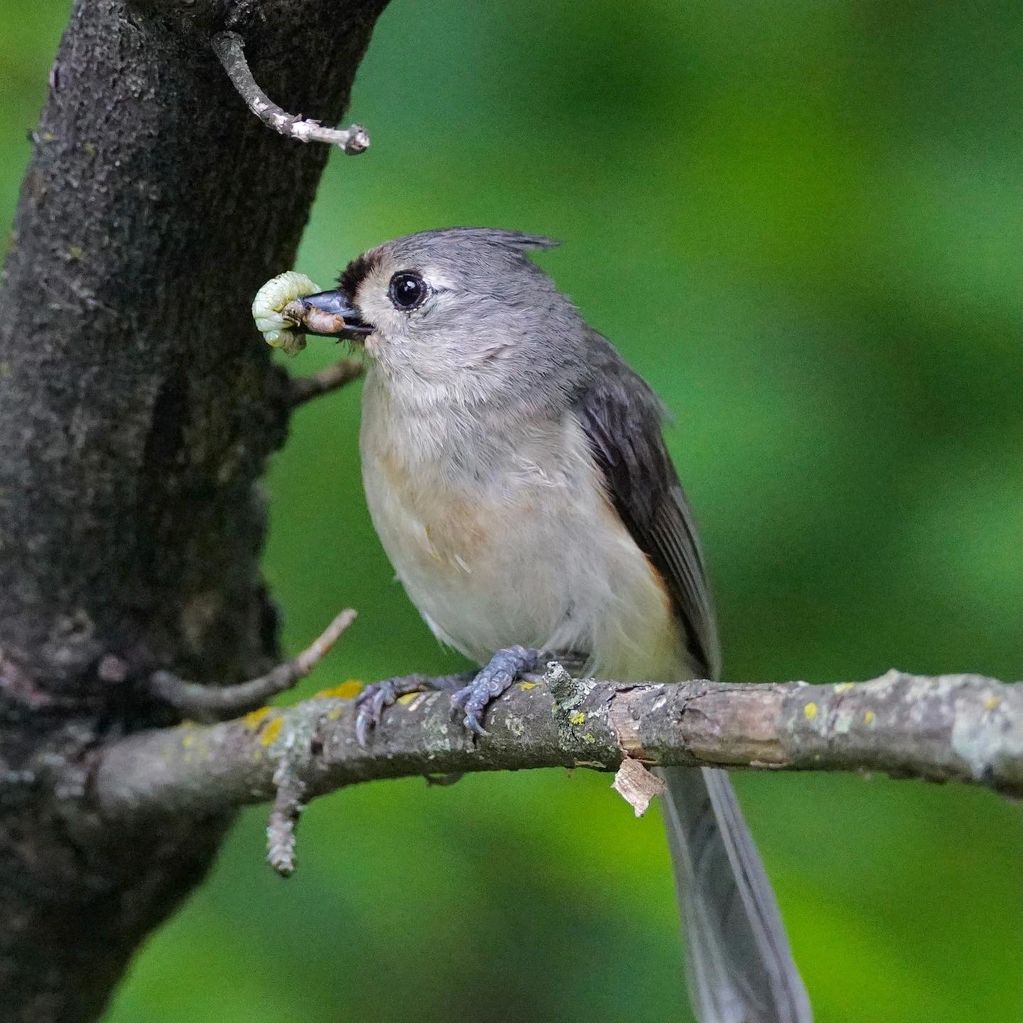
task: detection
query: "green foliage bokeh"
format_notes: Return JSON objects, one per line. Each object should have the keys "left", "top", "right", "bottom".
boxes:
{"left": 2, "top": 3, "right": 1020, "bottom": 1020}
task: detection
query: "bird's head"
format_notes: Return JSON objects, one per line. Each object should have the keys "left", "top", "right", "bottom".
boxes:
{"left": 296, "top": 228, "right": 586, "bottom": 406}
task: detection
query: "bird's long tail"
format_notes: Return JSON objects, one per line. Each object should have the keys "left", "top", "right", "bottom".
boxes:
{"left": 658, "top": 765, "right": 812, "bottom": 1023}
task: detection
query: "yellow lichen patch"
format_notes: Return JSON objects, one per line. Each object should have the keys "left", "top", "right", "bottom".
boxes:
{"left": 568, "top": 710, "right": 586, "bottom": 726}
{"left": 315, "top": 680, "right": 364, "bottom": 700}
{"left": 397, "top": 692, "right": 421, "bottom": 706}
{"left": 582, "top": 732, "right": 596, "bottom": 744}
{"left": 259, "top": 715, "right": 284, "bottom": 747}
{"left": 180, "top": 729, "right": 196, "bottom": 750}
{"left": 242, "top": 706, "right": 272, "bottom": 729}
{"left": 864, "top": 710, "right": 876, "bottom": 726}
{"left": 834, "top": 682, "right": 855, "bottom": 694}
{"left": 984, "top": 695, "right": 1002, "bottom": 712}
{"left": 803, "top": 702, "right": 818, "bottom": 721}
{"left": 518, "top": 681, "right": 537, "bottom": 691}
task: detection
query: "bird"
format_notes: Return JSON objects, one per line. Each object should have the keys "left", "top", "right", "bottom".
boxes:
{"left": 289, "top": 227, "right": 812, "bottom": 1023}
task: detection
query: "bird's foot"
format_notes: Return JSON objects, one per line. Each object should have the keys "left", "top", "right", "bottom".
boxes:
{"left": 450, "top": 645, "right": 543, "bottom": 736}
{"left": 355, "top": 672, "right": 469, "bottom": 747}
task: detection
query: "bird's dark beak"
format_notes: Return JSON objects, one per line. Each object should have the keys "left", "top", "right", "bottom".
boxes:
{"left": 286, "top": 289, "right": 374, "bottom": 340}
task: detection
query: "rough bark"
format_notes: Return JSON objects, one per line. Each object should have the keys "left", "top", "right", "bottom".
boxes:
{"left": 91, "top": 670, "right": 1023, "bottom": 828}
{"left": 0, "top": 1, "right": 387, "bottom": 1019}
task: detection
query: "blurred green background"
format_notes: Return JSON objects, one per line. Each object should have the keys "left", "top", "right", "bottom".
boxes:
{"left": 3, "top": 2, "right": 1021, "bottom": 1020}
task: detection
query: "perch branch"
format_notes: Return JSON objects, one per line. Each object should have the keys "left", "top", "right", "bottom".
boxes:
{"left": 150, "top": 609, "right": 356, "bottom": 720}
{"left": 288, "top": 358, "right": 365, "bottom": 407}
{"left": 95, "top": 669, "right": 1023, "bottom": 826}
{"left": 212, "top": 31, "right": 370, "bottom": 153}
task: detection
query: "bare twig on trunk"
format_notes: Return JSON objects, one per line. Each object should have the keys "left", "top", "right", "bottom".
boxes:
{"left": 212, "top": 31, "right": 371, "bottom": 153}
{"left": 288, "top": 358, "right": 365, "bottom": 407}
{"left": 151, "top": 609, "right": 357, "bottom": 721}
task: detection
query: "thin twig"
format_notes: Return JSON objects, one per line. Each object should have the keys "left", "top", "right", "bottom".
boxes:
{"left": 288, "top": 359, "right": 365, "bottom": 408}
{"left": 267, "top": 759, "right": 306, "bottom": 877}
{"left": 150, "top": 609, "right": 357, "bottom": 721}
{"left": 211, "top": 31, "right": 370, "bottom": 154}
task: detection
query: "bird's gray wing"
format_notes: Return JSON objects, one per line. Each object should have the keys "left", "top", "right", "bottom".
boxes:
{"left": 574, "top": 340, "right": 813, "bottom": 1023}
{"left": 572, "top": 342, "right": 720, "bottom": 680}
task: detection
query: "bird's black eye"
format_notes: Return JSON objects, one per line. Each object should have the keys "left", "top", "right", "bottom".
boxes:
{"left": 388, "top": 271, "right": 427, "bottom": 311}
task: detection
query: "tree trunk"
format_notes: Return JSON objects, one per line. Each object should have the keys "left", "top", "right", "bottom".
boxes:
{"left": 0, "top": 1, "right": 386, "bottom": 1018}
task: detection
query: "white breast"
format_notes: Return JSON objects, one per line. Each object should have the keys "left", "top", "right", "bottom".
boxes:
{"left": 359, "top": 368, "right": 687, "bottom": 683}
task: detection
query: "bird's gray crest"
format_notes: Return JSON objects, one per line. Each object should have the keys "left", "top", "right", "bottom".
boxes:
{"left": 384, "top": 227, "right": 558, "bottom": 255}
{"left": 338, "top": 228, "right": 559, "bottom": 298}
{"left": 377, "top": 227, "right": 561, "bottom": 276}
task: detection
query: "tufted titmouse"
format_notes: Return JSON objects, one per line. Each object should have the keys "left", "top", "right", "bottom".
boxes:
{"left": 288, "top": 228, "right": 812, "bottom": 1023}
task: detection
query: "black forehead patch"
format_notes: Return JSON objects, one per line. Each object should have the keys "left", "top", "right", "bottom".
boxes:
{"left": 337, "top": 251, "right": 380, "bottom": 297}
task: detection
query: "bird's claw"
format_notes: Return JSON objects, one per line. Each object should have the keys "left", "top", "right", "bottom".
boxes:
{"left": 355, "top": 680, "right": 398, "bottom": 747}
{"left": 355, "top": 648, "right": 542, "bottom": 745}
{"left": 450, "top": 645, "right": 542, "bottom": 736}
{"left": 354, "top": 673, "right": 467, "bottom": 747}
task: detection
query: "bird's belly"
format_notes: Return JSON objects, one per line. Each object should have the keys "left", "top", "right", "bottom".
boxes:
{"left": 361, "top": 419, "right": 686, "bottom": 681}
{"left": 368, "top": 481, "right": 569, "bottom": 660}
